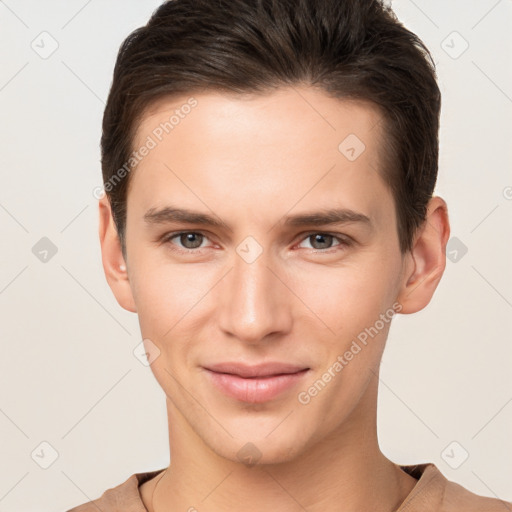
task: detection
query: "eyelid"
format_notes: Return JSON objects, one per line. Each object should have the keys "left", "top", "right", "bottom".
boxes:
{"left": 296, "top": 231, "right": 353, "bottom": 245}
{"left": 161, "top": 230, "right": 214, "bottom": 252}
{"left": 161, "top": 230, "right": 353, "bottom": 253}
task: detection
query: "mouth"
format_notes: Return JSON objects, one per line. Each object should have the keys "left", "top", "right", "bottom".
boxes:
{"left": 203, "top": 361, "right": 310, "bottom": 378}
{"left": 202, "top": 365, "right": 310, "bottom": 403}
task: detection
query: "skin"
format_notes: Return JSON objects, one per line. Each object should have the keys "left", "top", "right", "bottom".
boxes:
{"left": 98, "top": 86, "right": 450, "bottom": 512}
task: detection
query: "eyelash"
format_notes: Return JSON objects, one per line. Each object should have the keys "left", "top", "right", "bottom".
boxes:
{"left": 160, "top": 231, "right": 353, "bottom": 255}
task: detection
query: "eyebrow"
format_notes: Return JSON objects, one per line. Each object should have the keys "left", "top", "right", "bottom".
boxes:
{"left": 143, "top": 206, "right": 372, "bottom": 230}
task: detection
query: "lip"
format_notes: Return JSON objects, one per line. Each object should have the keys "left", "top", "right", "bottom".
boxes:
{"left": 202, "top": 362, "right": 310, "bottom": 403}
{"left": 204, "top": 362, "right": 309, "bottom": 378}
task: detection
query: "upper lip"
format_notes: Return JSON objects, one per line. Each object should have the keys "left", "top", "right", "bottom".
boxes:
{"left": 203, "top": 362, "right": 309, "bottom": 378}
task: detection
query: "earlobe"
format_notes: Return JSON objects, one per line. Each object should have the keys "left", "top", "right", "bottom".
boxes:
{"left": 397, "top": 196, "right": 450, "bottom": 314}
{"left": 98, "top": 196, "right": 137, "bottom": 313}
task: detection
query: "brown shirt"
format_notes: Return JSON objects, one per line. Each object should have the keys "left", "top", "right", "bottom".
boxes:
{"left": 66, "top": 463, "right": 511, "bottom": 511}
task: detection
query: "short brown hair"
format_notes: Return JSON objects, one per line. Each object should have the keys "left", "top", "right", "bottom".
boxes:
{"left": 101, "top": 0, "right": 441, "bottom": 256}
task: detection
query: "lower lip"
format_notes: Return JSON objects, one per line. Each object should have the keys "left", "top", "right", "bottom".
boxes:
{"left": 203, "top": 368, "right": 309, "bottom": 403}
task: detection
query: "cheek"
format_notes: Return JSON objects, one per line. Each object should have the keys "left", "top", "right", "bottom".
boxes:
{"left": 288, "top": 257, "right": 396, "bottom": 337}
{"left": 129, "top": 256, "right": 220, "bottom": 376}
{"left": 129, "top": 254, "right": 208, "bottom": 330}
{"left": 132, "top": 264, "right": 201, "bottom": 389}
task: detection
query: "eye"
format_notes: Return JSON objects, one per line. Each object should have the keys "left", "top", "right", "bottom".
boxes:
{"left": 160, "top": 230, "right": 353, "bottom": 254}
{"left": 297, "top": 233, "right": 352, "bottom": 251}
{"left": 163, "top": 231, "right": 210, "bottom": 252}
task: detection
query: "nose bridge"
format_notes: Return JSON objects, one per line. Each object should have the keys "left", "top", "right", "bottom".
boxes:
{"left": 217, "top": 246, "right": 291, "bottom": 342}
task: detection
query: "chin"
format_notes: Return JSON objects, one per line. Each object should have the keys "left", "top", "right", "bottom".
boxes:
{"left": 210, "top": 429, "right": 310, "bottom": 467}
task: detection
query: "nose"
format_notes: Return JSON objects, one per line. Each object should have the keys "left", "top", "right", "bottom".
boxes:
{"left": 217, "top": 247, "right": 292, "bottom": 344}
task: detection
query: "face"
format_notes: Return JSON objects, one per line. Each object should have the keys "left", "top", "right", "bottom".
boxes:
{"left": 119, "top": 86, "right": 410, "bottom": 464}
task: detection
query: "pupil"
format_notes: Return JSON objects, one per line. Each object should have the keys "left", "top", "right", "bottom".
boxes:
{"left": 312, "top": 234, "right": 332, "bottom": 249}
{"left": 182, "top": 233, "right": 202, "bottom": 249}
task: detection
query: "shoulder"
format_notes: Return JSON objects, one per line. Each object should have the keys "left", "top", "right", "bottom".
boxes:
{"left": 65, "top": 475, "right": 132, "bottom": 512}
{"left": 65, "top": 469, "right": 165, "bottom": 512}
{"left": 400, "top": 463, "right": 512, "bottom": 512}
{"left": 442, "top": 477, "right": 512, "bottom": 511}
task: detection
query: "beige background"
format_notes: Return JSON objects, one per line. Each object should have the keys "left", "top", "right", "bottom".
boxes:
{"left": 0, "top": 0, "right": 511, "bottom": 510}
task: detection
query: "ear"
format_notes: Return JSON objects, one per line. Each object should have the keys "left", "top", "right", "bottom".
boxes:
{"left": 396, "top": 196, "right": 450, "bottom": 314}
{"left": 98, "top": 195, "right": 137, "bottom": 313}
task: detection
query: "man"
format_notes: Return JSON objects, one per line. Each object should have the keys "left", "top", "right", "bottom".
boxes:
{"left": 68, "top": 0, "right": 511, "bottom": 510}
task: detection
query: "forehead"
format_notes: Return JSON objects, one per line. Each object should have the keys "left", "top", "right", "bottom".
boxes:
{"left": 128, "top": 86, "right": 392, "bottom": 227}
{"left": 134, "top": 86, "right": 384, "bottom": 154}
